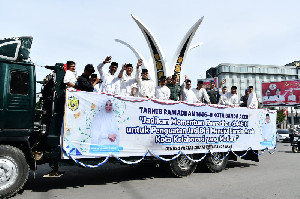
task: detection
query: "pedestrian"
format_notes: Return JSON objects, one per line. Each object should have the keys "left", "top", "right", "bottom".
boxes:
{"left": 155, "top": 76, "right": 171, "bottom": 100}
{"left": 167, "top": 75, "right": 181, "bottom": 101}
{"left": 192, "top": 80, "right": 210, "bottom": 104}
{"left": 135, "top": 59, "right": 155, "bottom": 98}
{"left": 218, "top": 86, "right": 239, "bottom": 106}
{"left": 240, "top": 89, "right": 249, "bottom": 107}
{"left": 97, "top": 56, "right": 120, "bottom": 94}
{"left": 63, "top": 61, "right": 77, "bottom": 89}
{"left": 76, "top": 64, "right": 99, "bottom": 92}
{"left": 247, "top": 86, "right": 258, "bottom": 108}
{"left": 207, "top": 80, "right": 220, "bottom": 104}
{"left": 118, "top": 61, "right": 138, "bottom": 96}
{"left": 181, "top": 76, "right": 199, "bottom": 103}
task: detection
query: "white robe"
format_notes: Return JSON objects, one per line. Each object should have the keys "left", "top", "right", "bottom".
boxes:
{"left": 136, "top": 68, "right": 155, "bottom": 98}
{"left": 155, "top": 86, "right": 171, "bottom": 100}
{"left": 120, "top": 73, "right": 137, "bottom": 96}
{"left": 192, "top": 88, "right": 210, "bottom": 103}
{"left": 247, "top": 92, "right": 258, "bottom": 108}
{"left": 90, "top": 101, "right": 119, "bottom": 146}
{"left": 97, "top": 62, "right": 120, "bottom": 94}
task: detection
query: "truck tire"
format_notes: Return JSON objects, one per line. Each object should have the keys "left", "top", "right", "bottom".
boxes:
{"left": 169, "top": 154, "right": 197, "bottom": 177}
{"left": 292, "top": 146, "right": 298, "bottom": 153}
{"left": 0, "top": 145, "right": 29, "bottom": 199}
{"left": 205, "top": 152, "right": 228, "bottom": 173}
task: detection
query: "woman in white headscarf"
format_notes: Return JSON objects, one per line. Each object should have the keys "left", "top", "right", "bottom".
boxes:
{"left": 90, "top": 99, "right": 119, "bottom": 146}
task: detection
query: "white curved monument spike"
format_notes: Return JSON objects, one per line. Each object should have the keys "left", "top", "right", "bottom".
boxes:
{"left": 115, "top": 15, "right": 204, "bottom": 85}
{"left": 131, "top": 14, "right": 168, "bottom": 85}
{"left": 114, "top": 39, "right": 155, "bottom": 80}
{"left": 170, "top": 17, "right": 204, "bottom": 83}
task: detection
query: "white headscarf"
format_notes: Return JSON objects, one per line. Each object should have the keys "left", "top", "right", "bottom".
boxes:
{"left": 90, "top": 98, "right": 119, "bottom": 146}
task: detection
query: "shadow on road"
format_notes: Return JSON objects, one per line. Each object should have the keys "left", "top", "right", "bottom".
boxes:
{"left": 22, "top": 163, "right": 173, "bottom": 193}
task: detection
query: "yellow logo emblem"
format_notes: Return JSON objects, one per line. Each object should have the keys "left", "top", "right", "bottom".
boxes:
{"left": 68, "top": 96, "right": 79, "bottom": 111}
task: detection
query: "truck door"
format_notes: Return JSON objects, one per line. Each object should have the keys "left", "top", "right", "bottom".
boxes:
{"left": 1, "top": 63, "right": 35, "bottom": 135}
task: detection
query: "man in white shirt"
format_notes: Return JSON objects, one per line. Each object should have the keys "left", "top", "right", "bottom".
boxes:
{"left": 97, "top": 56, "right": 120, "bottom": 95}
{"left": 155, "top": 76, "right": 171, "bottom": 100}
{"left": 247, "top": 86, "right": 259, "bottom": 108}
{"left": 136, "top": 59, "right": 155, "bottom": 98}
{"left": 63, "top": 61, "right": 77, "bottom": 89}
{"left": 181, "top": 76, "right": 200, "bottom": 103}
{"left": 273, "top": 88, "right": 285, "bottom": 103}
{"left": 118, "top": 62, "right": 138, "bottom": 96}
{"left": 219, "top": 86, "right": 239, "bottom": 106}
{"left": 263, "top": 89, "right": 274, "bottom": 102}
{"left": 192, "top": 80, "right": 210, "bottom": 104}
{"left": 288, "top": 90, "right": 296, "bottom": 101}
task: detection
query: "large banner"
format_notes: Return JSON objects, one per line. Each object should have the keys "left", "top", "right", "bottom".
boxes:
{"left": 62, "top": 91, "right": 276, "bottom": 159}
{"left": 262, "top": 80, "right": 300, "bottom": 106}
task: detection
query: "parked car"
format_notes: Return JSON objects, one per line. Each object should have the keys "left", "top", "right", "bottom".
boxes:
{"left": 276, "top": 129, "right": 290, "bottom": 142}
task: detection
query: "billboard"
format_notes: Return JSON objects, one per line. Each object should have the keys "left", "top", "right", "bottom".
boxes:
{"left": 62, "top": 90, "right": 276, "bottom": 159}
{"left": 262, "top": 80, "right": 300, "bottom": 106}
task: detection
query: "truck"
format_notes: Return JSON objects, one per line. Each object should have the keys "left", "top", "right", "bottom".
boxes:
{"left": 0, "top": 37, "right": 276, "bottom": 198}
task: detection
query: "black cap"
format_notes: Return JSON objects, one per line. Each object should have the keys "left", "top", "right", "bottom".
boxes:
{"left": 249, "top": 86, "right": 253, "bottom": 89}
{"left": 160, "top": 76, "right": 166, "bottom": 80}
{"left": 198, "top": 80, "right": 204, "bottom": 84}
{"left": 142, "top": 69, "right": 148, "bottom": 73}
{"left": 231, "top": 86, "right": 237, "bottom": 89}
{"left": 186, "top": 79, "right": 191, "bottom": 83}
{"left": 84, "top": 64, "right": 95, "bottom": 73}
{"left": 222, "top": 86, "right": 227, "bottom": 89}
{"left": 126, "top": 63, "right": 133, "bottom": 68}
{"left": 276, "top": 88, "right": 281, "bottom": 91}
{"left": 111, "top": 62, "right": 118, "bottom": 67}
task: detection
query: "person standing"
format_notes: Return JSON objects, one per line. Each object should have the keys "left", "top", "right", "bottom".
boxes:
{"left": 118, "top": 62, "right": 138, "bottom": 96}
{"left": 240, "top": 89, "right": 250, "bottom": 107}
{"left": 97, "top": 56, "right": 120, "bottom": 94}
{"left": 76, "top": 64, "right": 100, "bottom": 92}
{"left": 192, "top": 80, "right": 210, "bottom": 104}
{"left": 63, "top": 61, "right": 77, "bottom": 89}
{"left": 136, "top": 59, "right": 155, "bottom": 98}
{"left": 218, "top": 86, "right": 239, "bottom": 106}
{"left": 155, "top": 76, "right": 171, "bottom": 100}
{"left": 167, "top": 75, "right": 181, "bottom": 101}
{"left": 207, "top": 80, "right": 220, "bottom": 104}
{"left": 181, "top": 76, "right": 199, "bottom": 103}
{"left": 247, "top": 86, "right": 258, "bottom": 108}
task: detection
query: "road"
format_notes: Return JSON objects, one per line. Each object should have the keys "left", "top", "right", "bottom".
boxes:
{"left": 13, "top": 142, "right": 300, "bottom": 199}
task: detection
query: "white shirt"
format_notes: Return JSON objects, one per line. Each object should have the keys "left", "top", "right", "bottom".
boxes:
{"left": 120, "top": 73, "right": 137, "bottom": 96}
{"left": 247, "top": 92, "right": 258, "bottom": 108}
{"left": 273, "top": 94, "right": 285, "bottom": 102}
{"left": 192, "top": 88, "right": 210, "bottom": 103}
{"left": 263, "top": 95, "right": 275, "bottom": 102}
{"left": 220, "top": 92, "right": 239, "bottom": 106}
{"left": 288, "top": 95, "right": 296, "bottom": 101}
{"left": 97, "top": 63, "right": 120, "bottom": 94}
{"left": 136, "top": 68, "right": 155, "bottom": 98}
{"left": 155, "top": 86, "right": 171, "bottom": 100}
{"left": 63, "top": 70, "right": 77, "bottom": 88}
{"left": 181, "top": 83, "right": 199, "bottom": 103}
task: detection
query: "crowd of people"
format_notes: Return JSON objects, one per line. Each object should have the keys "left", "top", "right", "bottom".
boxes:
{"left": 63, "top": 56, "right": 259, "bottom": 108}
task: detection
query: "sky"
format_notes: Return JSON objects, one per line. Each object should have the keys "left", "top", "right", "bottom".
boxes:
{"left": 1, "top": 0, "right": 300, "bottom": 91}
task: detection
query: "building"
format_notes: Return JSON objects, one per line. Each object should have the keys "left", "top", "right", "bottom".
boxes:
{"left": 206, "top": 63, "right": 300, "bottom": 102}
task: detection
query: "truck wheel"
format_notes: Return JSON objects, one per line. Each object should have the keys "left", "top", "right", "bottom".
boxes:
{"left": 169, "top": 154, "right": 197, "bottom": 177}
{"left": 292, "top": 146, "right": 298, "bottom": 153}
{"left": 205, "top": 152, "right": 228, "bottom": 173}
{"left": 0, "top": 145, "right": 29, "bottom": 198}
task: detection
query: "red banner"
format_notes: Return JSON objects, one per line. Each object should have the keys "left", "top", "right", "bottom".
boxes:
{"left": 262, "top": 80, "right": 300, "bottom": 106}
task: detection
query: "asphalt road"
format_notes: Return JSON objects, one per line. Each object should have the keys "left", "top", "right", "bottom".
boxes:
{"left": 12, "top": 142, "right": 300, "bottom": 199}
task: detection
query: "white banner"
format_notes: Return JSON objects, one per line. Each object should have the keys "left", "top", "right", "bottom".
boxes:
{"left": 62, "top": 90, "right": 276, "bottom": 159}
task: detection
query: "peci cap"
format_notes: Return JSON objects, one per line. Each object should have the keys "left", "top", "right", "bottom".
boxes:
{"left": 84, "top": 64, "right": 95, "bottom": 73}
{"left": 111, "top": 62, "right": 118, "bottom": 67}
{"left": 126, "top": 63, "right": 133, "bottom": 68}
{"left": 231, "top": 86, "right": 237, "bottom": 89}
{"left": 198, "top": 80, "right": 204, "bottom": 84}
{"left": 160, "top": 76, "right": 167, "bottom": 80}
{"left": 222, "top": 86, "right": 227, "bottom": 89}
{"left": 142, "top": 69, "right": 148, "bottom": 73}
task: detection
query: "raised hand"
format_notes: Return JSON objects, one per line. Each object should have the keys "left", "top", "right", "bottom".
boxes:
{"left": 137, "top": 59, "right": 143, "bottom": 68}
{"left": 103, "top": 56, "right": 112, "bottom": 64}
